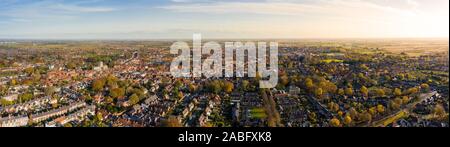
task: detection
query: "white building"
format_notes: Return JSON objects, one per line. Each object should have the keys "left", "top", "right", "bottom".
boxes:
{"left": 93, "top": 62, "right": 108, "bottom": 71}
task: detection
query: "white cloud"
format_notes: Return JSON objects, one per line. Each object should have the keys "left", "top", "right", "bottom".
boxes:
{"left": 52, "top": 4, "right": 117, "bottom": 13}
{"left": 161, "top": 0, "right": 418, "bottom": 19}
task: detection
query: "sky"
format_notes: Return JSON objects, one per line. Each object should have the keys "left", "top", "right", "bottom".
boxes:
{"left": 0, "top": 0, "right": 448, "bottom": 39}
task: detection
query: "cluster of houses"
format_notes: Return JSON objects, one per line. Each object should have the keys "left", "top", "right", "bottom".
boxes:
{"left": 45, "top": 105, "right": 96, "bottom": 127}
{"left": 274, "top": 92, "right": 307, "bottom": 127}
{"left": 198, "top": 95, "right": 221, "bottom": 127}
{"left": 1, "top": 96, "right": 55, "bottom": 114}
{"left": 123, "top": 95, "right": 177, "bottom": 127}
{"left": 0, "top": 101, "right": 94, "bottom": 127}
{"left": 0, "top": 115, "right": 29, "bottom": 127}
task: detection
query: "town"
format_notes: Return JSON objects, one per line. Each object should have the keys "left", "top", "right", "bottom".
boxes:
{"left": 0, "top": 39, "right": 448, "bottom": 127}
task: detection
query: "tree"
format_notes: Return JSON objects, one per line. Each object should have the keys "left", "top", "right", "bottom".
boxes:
{"left": 45, "top": 86, "right": 56, "bottom": 96}
{"left": 405, "top": 87, "right": 419, "bottom": 95}
{"left": 106, "top": 75, "right": 118, "bottom": 89}
{"left": 96, "top": 112, "right": 104, "bottom": 122}
{"left": 394, "top": 88, "right": 402, "bottom": 97}
{"left": 328, "top": 102, "right": 339, "bottom": 112}
{"left": 349, "top": 108, "right": 358, "bottom": 120}
{"left": 394, "top": 97, "right": 403, "bottom": 105}
{"left": 389, "top": 100, "right": 401, "bottom": 110}
{"left": 66, "top": 62, "right": 77, "bottom": 69}
{"left": 338, "top": 89, "right": 345, "bottom": 96}
{"left": 174, "top": 80, "right": 183, "bottom": 89}
{"left": 377, "top": 104, "right": 385, "bottom": 114}
{"left": 375, "top": 88, "right": 386, "bottom": 97}
{"left": 129, "top": 94, "right": 140, "bottom": 105}
{"left": 109, "top": 88, "right": 125, "bottom": 99}
{"left": 360, "top": 86, "right": 369, "bottom": 98}
{"left": 92, "top": 79, "right": 105, "bottom": 92}
{"left": 322, "top": 81, "right": 337, "bottom": 94}
{"left": 280, "top": 74, "right": 289, "bottom": 86}
{"left": 9, "top": 78, "right": 17, "bottom": 86}
{"left": 397, "top": 74, "right": 405, "bottom": 80}
{"left": 361, "top": 112, "right": 372, "bottom": 122}
{"left": 344, "top": 115, "right": 352, "bottom": 126}
{"left": 420, "top": 83, "right": 430, "bottom": 92}
{"left": 433, "top": 105, "right": 446, "bottom": 120}
{"left": 19, "top": 93, "right": 33, "bottom": 102}
{"left": 345, "top": 87, "right": 354, "bottom": 96}
{"left": 24, "top": 67, "right": 34, "bottom": 75}
{"left": 188, "top": 83, "right": 197, "bottom": 93}
{"left": 330, "top": 118, "right": 341, "bottom": 127}
{"left": 305, "top": 78, "right": 314, "bottom": 91}
{"left": 402, "top": 96, "right": 409, "bottom": 104}
{"left": 359, "top": 64, "right": 369, "bottom": 71}
{"left": 208, "top": 80, "right": 222, "bottom": 94}
{"left": 223, "top": 81, "right": 234, "bottom": 94}
{"left": 162, "top": 116, "right": 182, "bottom": 127}
{"left": 369, "top": 107, "right": 377, "bottom": 116}
{"left": 314, "top": 88, "right": 323, "bottom": 98}
{"left": 0, "top": 99, "right": 13, "bottom": 106}
{"left": 175, "top": 91, "right": 184, "bottom": 99}
{"left": 242, "top": 80, "right": 250, "bottom": 92}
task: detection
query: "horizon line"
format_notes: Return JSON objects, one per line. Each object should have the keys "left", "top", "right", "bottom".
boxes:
{"left": 1, "top": 37, "right": 449, "bottom": 42}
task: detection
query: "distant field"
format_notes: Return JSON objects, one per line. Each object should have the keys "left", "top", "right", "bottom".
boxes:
{"left": 1, "top": 39, "right": 448, "bottom": 57}
{"left": 278, "top": 38, "right": 449, "bottom": 56}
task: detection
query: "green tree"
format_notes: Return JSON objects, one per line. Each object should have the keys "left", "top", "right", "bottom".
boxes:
{"left": 19, "top": 93, "right": 33, "bottom": 102}
{"left": 360, "top": 86, "right": 369, "bottom": 97}
{"left": 223, "top": 81, "right": 234, "bottom": 94}
{"left": 349, "top": 108, "right": 358, "bottom": 120}
{"left": 92, "top": 79, "right": 105, "bottom": 92}
{"left": 24, "top": 67, "right": 34, "bottom": 75}
{"left": 0, "top": 99, "right": 13, "bottom": 106}
{"left": 45, "top": 86, "right": 56, "bottom": 96}
{"left": 359, "top": 64, "right": 369, "bottom": 71}
{"left": 375, "top": 88, "right": 386, "bottom": 97}
{"left": 345, "top": 87, "right": 354, "bottom": 96}
{"left": 66, "top": 62, "right": 77, "bottom": 69}
{"left": 242, "top": 80, "right": 250, "bottom": 92}
{"left": 9, "top": 79, "right": 17, "bottom": 86}
{"left": 328, "top": 102, "right": 339, "bottom": 112}
{"left": 394, "top": 88, "right": 402, "bottom": 97}
{"left": 305, "top": 78, "right": 314, "bottom": 91}
{"left": 338, "top": 88, "right": 345, "bottom": 96}
{"left": 208, "top": 80, "right": 222, "bottom": 94}
{"left": 405, "top": 87, "right": 419, "bottom": 95}
{"left": 129, "top": 94, "right": 140, "bottom": 105}
{"left": 314, "top": 88, "right": 323, "bottom": 98}
{"left": 188, "top": 83, "right": 197, "bottom": 93}
{"left": 377, "top": 104, "right": 385, "bottom": 114}
{"left": 402, "top": 96, "right": 409, "bottom": 104}
{"left": 109, "top": 88, "right": 125, "bottom": 99}
{"left": 174, "top": 80, "right": 183, "bottom": 89}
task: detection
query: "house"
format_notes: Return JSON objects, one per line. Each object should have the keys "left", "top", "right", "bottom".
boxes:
{"left": 0, "top": 116, "right": 29, "bottom": 127}
{"left": 288, "top": 86, "right": 301, "bottom": 96}
{"left": 93, "top": 62, "right": 108, "bottom": 71}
